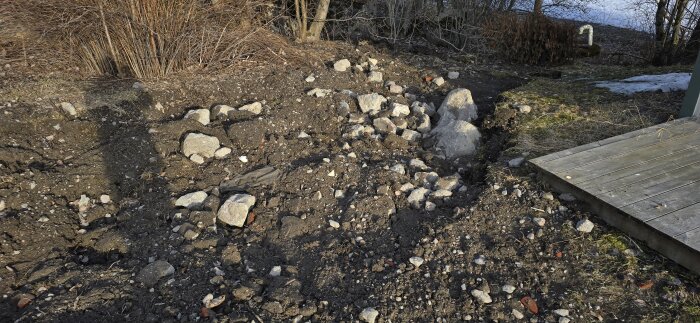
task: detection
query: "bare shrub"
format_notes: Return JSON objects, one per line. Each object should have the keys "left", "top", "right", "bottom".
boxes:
{"left": 2, "top": 0, "right": 291, "bottom": 78}
{"left": 482, "top": 13, "right": 576, "bottom": 65}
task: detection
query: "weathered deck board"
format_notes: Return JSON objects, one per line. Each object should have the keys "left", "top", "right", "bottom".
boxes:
{"left": 530, "top": 117, "right": 700, "bottom": 274}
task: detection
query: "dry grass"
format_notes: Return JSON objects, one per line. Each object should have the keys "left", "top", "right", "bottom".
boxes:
{"left": 1, "top": 0, "right": 301, "bottom": 78}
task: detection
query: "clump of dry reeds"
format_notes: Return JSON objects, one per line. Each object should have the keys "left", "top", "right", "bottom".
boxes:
{"left": 2, "top": 0, "right": 294, "bottom": 78}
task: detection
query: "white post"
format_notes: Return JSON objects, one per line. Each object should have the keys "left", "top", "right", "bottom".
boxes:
{"left": 579, "top": 25, "right": 593, "bottom": 47}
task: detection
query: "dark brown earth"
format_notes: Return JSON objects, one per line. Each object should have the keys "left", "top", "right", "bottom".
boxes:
{"left": 0, "top": 38, "right": 698, "bottom": 323}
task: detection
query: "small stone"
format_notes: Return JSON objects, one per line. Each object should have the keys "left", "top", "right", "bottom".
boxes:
{"left": 100, "top": 195, "right": 111, "bottom": 204}
{"left": 190, "top": 154, "right": 205, "bottom": 164}
{"left": 238, "top": 155, "right": 248, "bottom": 163}
{"left": 211, "top": 105, "right": 235, "bottom": 119}
{"left": 435, "top": 176, "right": 459, "bottom": 191}
{"left": 357, "top": 93, "right": 387, "bottom": 115}
{"left": 312, "top": 191, "right": 322, "bottom": 200}
{"left": 407, "top": 188, "right": 430, "bottom": 208}
{"left": 305, "top": 74, "right": 316, "bottom": 82}
{"left": 298, "top": 131, "right": 310, "bottom": 138}
{"left": 373, "top": 117, "right": 397, "bottom": 134}
{"left": 184, "top": 109, "right": 211, "bottom": 125}
{"left": 502, "top": 285, "right": 516, "bottom": 294}
{"left": 512, "top": 309, "right": 524, "bottom": 319}
{"left": 390, "top": 164, "right": 405, "bottom": 175}
{"left": 175, "top": 191, "right": 208, "bottom": 209}
{"left": 334, "top": 59, "right": 351, "bottom": 72}
{"left": 533, "top": 217, "right": 546, "bottom": 227}
{"left": 60, "top": 102, "right": 76, "bottom": 116}
{"left": 409, "top": 256, "right": 424, "bottom": 268}
{"left": 517, "top": 104, "right": 532, "bottom": 113}
{"left": 416, "top": 114, "right": 431, "bottom": 133}
{"left": 136, "top": 260, "right": 175, "bottom": 286}
{"left": 576, "top": 219, "right": 594, "bottom": 233}
{"left": 542, "top": 192, "right": 554, "bottom": 200}
{"left": 233, "top": 286, "right": 255, "bottom": 300}
{"left": 559, "top": 193, "right": 576, "bottom": 201}
{"left": 473, "top": 255, "right": 486, "bottom": 265}
{"left": 389, "top": 84, "right": 403, "bottom": 94}
{"left": 448, "top": 71, "right": 460, "bottom": 79}
{"left": 239, "top": 102, "right": 262, "bottom": 115}
{"left": 367, "top": 58, "right": 379, "bottom": 65}
{"left": 360, "top": 307, "right": 379, "bottom": 323}
{"left": 425, "top": 201, "right": 436, "bottom": 211}
{"left": 0, "top": 200, "right": 5, "bottom": 212}
{"left": 214, "top": 147, "right": 232, "bottom": 159}
{"left": 334, "top": 190, "right": 345, "bottom": 198}
{"left": 409, "top": 159, "right": 429, "bottom": 170}
{"left": 327, "top": 170, "right": 336, "bottom": 177}
{"left": 367, "top": 71, "right": 383, "bottom": 83}
{"left": 217, "top": 194, "right": 256, "bottom": 227}
{"left": 433, "top": 77, "right": 445, "bottom": 86}
{"left": 329, "top": 220, "right": 340, "bottom": 229}
{"left": 470, "top": 289, "right": 492, "bottom": 304}
{"left": 390, "top": 103, "right": 410, "bottom": 117}
{"left": 553, "top": 309, "right": 570, "bottom": 317}
{"left": 181, "top": 133, "right": 220, "bottom": 158}
{"left": 269, "top": 266, "right": 282, "bottom": 277}
{"left": 527, "top": 232, "right": 535, "bottom": 240}
{"left": 411, "top": 101, "right": 436, "bottom": 116}
{"left": 508, "top": 157, "right": 525, "bottom": 168}
{"left": 432, "top": 189, "right": 452, "bottom": 198}
{"left": 401, "top": 129, "right": 421, "bottom": 141}
{"left": 559, "top": 318, "right": 571, "bottom": 323}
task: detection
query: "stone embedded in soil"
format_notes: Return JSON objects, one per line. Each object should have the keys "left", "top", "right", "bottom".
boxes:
{"left": 214, "top": 147, "right": 232, "bottom": 159}
{"left": 329, "top": 219, "right": 340, "bottom": 229}
{"left": 474, "top": 255, "right": 486, "bottom": 265}
{"left": 305, "top": 74, "right": 316, "bottom": 82}
{"left": 502, "top": 284, "right": 516, "bottom": 294}
{"left": 512, "top": 309, "right": 525, "bottom": 319}
{"left": 542, "top": 192, "right": 554, "bottom": 200}
{"left": 389, "top": 84, "right": 404, "bottom": 94}
{"left": 373, "top": 117, "right": 397, "bottom": 134}
{"left": 181, "top": 133, "right": 220, "bottom": 158}
{"left": 559, "top": 193, "right": 576, "bottom": 201}
{"left": 184, "top": 108, "right": 211, "bottom": 125}
{"left": 554, "top": 309, "right": 570, "bottom": 317}
{"left": 390, "top": 164, "right": 405, "bottom": 175}
{"left": 0, "top": 200, "right": 6, "bottom": 212}
{"left": 217, "top": 194, "right": 256, "bottom": 227}
{"left": 437, "top": 88, "right": 478, "bottom": 126}
{"left": 515, "top": 104, "right": 532, "bottom": 113}
{"left": 239, "top": 102, "right": 263, "bottom": 115}
{"left": 211, "top": 104, "right": 236, "bottom": 119}
{"left": 334, "top": 59, "right": 351, "bottom": 72}
{"left": 390, "top": 103, "right": 410, "bottom": 117}
{"left": 448, "top": 71, "right": 460, "bottom": 79}
{"left": 99, "top": 194, "right": 111, "bottom": 204}
{"left": 409, "top": 158, "right": 429, "bottom": 170}
{"left": 432, "top": 189, "right": 452, "bottom": 198}
{"left": 576, "top": 219, "right": 595, "bottom": 233}
{"left": 269, "top": 266, "right": 282, "bottom": 277}
{"left": 470, "top": 289, "right": 492, "bottom": 304}
{"left": 425, "top": 201, "right": 436, "bottom": 211}
{"left": 136, "top": 260, "right": 175, "bottom": 286}
{"left": 431, "top": 119, "right": 481, "bottom": 159}
{"left": 221, "top": 245, "right": 241, "bottom": 265}
{"left": 367, "top": 71, "right": 383, "bottom": 83}
{"left": 233, "top": 286, "right": 255, "bottom": 300}
{"left": 435, "top": 176, "right": 459, "bottom": 191}
{"left": 508, "top": 157, "right": 525, "bottom": 168}
{"left": 190, "top": 154, "right": 205, "bottom": 164}
{"left": 307, "top": 88, "right": 332, "bottom": 97}
{"left": 175, "top": 191, "right": 208, "bottom": 209}
{"left": 407, "top": 187, "right": 430, "bottom": 208}
{"left": 60, "top": 102, "right": 77, "bottom": 116}
{"left": 433, "top": 77, "right": 445, "bottom": 86}
{"left": 357, "top": 93, "right": 387, "bottom": 115}
{"left": 409, "top": 256, "right": 425, "bottom": 268}
{"left": 416, "top": 114, "right": 432, "bottom": 133}
{"left": 360, "top": 307, "right": 379, "bottom": 323}
{"left": 559, "top": 318, "right": 571, "bottom": 323}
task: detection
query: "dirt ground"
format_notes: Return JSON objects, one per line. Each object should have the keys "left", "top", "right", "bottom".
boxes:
{"left": 0, "top": 35, "right": 699, "bottom": 323}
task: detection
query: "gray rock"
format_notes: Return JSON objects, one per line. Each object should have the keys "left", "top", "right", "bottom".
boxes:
{"left": 136, "top": 260, "right": 175, "bottom": 286}
{"left": 390, "top": 103, "right": 410, "bottom": 117}
{"left": 416, "top": 114, "right": 432, "bottom": 133}
{"left": 389, "top": 84, "right": 403, "bottom": 94}
{"left": 576, "top": 219, "right": 594, "bottom": 233}
{"left": 190, "top": 154, "right": 205, "bottom": 164}
{"left": 360, "top": 307, "right": 379, "bottom": 323}
{"left": 553, "top": 309, "right": 570, "bottom": 317}
{"left": 516, "top": 104, "right": 532, "bottom": 113}
{"left": 181, "top": 133, "right": 220, "bottom": 158}
{"left": 471, "top": 289, "right": 492, "bottom": 303}
{"left": 407, "top": 187, "right": 430, "bottom": 208}
{"left": 184, "top": 109, "right": 211, "bottom": 125}
{"left": 307, "top": 88, "right": 332, "bottom": 97}
{"left": 60, "top": 102, "right": 77, "bottom": 117}
{"left": 334, "top": 59, "right": 351, "bottom": 72}
{"left": 411, "top": 101, "right": 436, "bottom": 116}
{"left": 502, "top": 284, "right": 516, "bottom": 294}
{"left": 437, "top": 88, "right": 478, "bottom": 127}
{"left": 512, "top": 309, "right": 524, "bottom": 319}
{"left": 175, "top": 191, "right": 208, "bottom": 209}
{"left": 239, "top": 102, "right": 262, "bottom": 115}
{"left": 367, "top": 71, "right": 383, "bottom": 83}
{"left": 217, "top": 194, "right": 256, "bottom": 227}
{"left": 211, "top": 105, "right": 236, "bottom": 120}
{"left": 435, "top": 176, "right": 459, "bottom": 191}
{"left": 338, "top": 101, "right": 351, "bottom": 116}
{"left": 409, "top": 256, "right": 424, "bottom": 268}
{"left": 401, "top": 129, "right": 421, "bottom": 141}
{"left": 390, "top": 164, "right": 406, "bottom": 175}
{"left": 373, "top": 117, "right": 397, "bottom": 134}
{"left": 432, "top": 189, "right": 452, "bottom": 198}
{"left": 357, "top": 93, "right": 387, "bottom": 115}
{"left": 409, "top": 158, "right": 429, "bottom": 170}
{"left": 220, "top": 167, "right": 282, "bottom": 192}
{"left": 560, "top": 193, "right": 576, "bottom": 201}
{"left": 448, "top": 71, "right": 460, "bottom": 79}
{"left": 508, "top": 157, "right": 526, "bottom": 168}
{"left": 214, "top": 147, "right": 232, "bottom": 159}
{"left": 431, "top": 119, "right": 481, "bottom": 159}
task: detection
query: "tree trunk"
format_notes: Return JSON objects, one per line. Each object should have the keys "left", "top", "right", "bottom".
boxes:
{"left": 307, "top": 0, "right": 331, "bottom": 41}
{"left": 533, "top": 0, "right": 543, "bottom": 15}
{"left": 685, "top": 19, "right": 700, "bottom": 62}
{"left": 653, "top": 0, "right": 669, "bottom": 65}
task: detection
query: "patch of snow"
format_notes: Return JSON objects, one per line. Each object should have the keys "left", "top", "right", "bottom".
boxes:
{"left": 595, "top": 73, "right": 691, "bottom": 95}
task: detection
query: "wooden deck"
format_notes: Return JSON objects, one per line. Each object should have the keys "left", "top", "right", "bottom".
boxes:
{"left": 530, "top": 117, "right": 700, "bottom": 274}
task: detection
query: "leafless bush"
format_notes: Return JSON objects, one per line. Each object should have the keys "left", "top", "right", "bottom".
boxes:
{"left": 2, "top": 0, "right": 295, "bottom": 78}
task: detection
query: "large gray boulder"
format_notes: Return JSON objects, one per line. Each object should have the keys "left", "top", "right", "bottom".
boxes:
{"left": 431, "top": 119, "right": 481, "bottom": 159}
{"left": 437, "top": 88, "right": 478, "bottom": 127}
